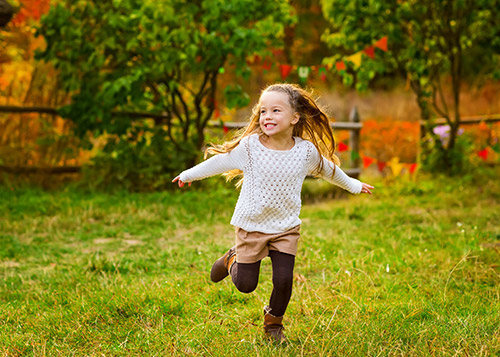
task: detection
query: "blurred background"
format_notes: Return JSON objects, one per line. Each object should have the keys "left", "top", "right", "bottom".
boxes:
{"left": 0, "top": 0, "right": 499, "bottom": 190}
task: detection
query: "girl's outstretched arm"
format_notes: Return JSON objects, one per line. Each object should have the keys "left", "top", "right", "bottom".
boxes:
{"left": 172, "top": 137, "right": 248, "bottom": 188}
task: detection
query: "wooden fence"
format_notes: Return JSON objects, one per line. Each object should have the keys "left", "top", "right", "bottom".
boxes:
{"left": 3, "top": 105, "right": 498, "bottom": 178}
{"left": 0, "top": 105, "right": 364, "bottom": 178}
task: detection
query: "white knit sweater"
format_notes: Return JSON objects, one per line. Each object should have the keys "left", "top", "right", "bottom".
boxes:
{"left": 179, "top": 134, "right": 362, "bottom": 233}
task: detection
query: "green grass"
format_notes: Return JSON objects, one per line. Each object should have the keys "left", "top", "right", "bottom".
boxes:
{"left": 1, "top": 171, "right": 500, "bottom": 356}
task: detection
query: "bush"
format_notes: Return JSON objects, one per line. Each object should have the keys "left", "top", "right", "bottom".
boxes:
{"left": 81, "top": 123, "right": 198, "bottom": 192}
{"left": 421, "top": 126, "right": 473, "bottom": 175}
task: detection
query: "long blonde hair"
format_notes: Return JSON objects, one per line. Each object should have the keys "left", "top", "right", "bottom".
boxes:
{"left": 207, "top": 83, "right": 340, "bottom": 184}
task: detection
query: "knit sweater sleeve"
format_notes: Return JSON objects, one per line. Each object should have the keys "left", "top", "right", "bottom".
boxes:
{"left": 307, "top": 143, "right": 362, "bottom": 194}
{"left": 178, "top": 139, "right": 247, "bottom": 183}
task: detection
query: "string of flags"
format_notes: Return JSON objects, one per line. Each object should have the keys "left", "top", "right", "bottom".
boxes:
{"left": 214, "top": 36, "right": 389, "bottom": 119}
{"left": 335, "top": 140, "right": 419, "bottom": 175}
{"left": 231, "top": 36, "right": 389, "bottom": 85}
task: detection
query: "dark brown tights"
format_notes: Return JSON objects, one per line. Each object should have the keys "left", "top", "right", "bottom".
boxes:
{"left": 230, "top": 250, "right": 295, "bottom": 317}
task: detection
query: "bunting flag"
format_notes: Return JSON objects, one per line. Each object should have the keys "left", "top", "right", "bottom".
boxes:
{"left": 492, "top": 142, "right": 500, "bottom": 153}
{"left": 338, "top": 142, "right": 349, "bottom": 152}
{"left": 247, "top": 54, "right": 261, "bottom": 65}
{"left": 298, "top": 66, "right": 310, "bottom": 83}
{"left": 272, "top": 49, "right": 284, "bottom": 57}
{"left": 377, "top": 161, "right": 387, "bottom": 172}
{"left": 242, "top": 37, "right": 388, "bottom": 84}
{"left": 409, "top": 163, "right": 418, "bottom": 174}
{"left": 262, "top": 61, "right": 272, "bottom": 72}
{"left": 388, "top": 157, "right": 404, "bottom": 176}
{"left": 318, "top": 67, "right": 327, "bottom": 81}
{"left": 351, "top": 150, "right": 360, "bottom": 162}
{"left": 335, "top": 61, "right": 346, "bottom": 71}
{"left": 363, "top": 156, "right": 375, "bottom": 168}
{"left": 280, "top": 64, "right": 293, "bottom": 80}
{"left": 477, "top": 148, "right": 489, "bottom": 161}
{"left": 363, "top": 46, "right": 375, "bottom": 59}
{"left": 374, "top": 36, "right": 388, "bottom": 51}
{"left": 346, "top": 52, "right": 362, "bottom": 68}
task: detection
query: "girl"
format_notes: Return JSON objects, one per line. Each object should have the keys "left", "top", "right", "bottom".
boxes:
{"left": 173, "top": 83, "right": 373, "bottom": 343}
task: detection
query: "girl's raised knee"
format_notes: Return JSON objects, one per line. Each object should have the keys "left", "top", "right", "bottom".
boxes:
{"left": 235, "top": 280, "right": 258, "bottom": 293}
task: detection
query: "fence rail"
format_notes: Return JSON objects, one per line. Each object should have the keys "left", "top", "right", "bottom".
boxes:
{"left": 0, "top": 105, "right": 172, "bottom": 121}
{"left": 0, "top": 165, "right": 82, "bottom": 174}
{"left": 419, "top": 114, "right": 500, "bottom": 126}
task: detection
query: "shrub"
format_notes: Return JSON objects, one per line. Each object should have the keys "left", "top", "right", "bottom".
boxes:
{"left": 81, "top": 122, "right": 198, "bottom": 192}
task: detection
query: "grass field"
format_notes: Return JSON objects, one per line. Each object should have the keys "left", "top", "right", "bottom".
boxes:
{"left": 1, "top": 170, "right": 500, "bottom": 356}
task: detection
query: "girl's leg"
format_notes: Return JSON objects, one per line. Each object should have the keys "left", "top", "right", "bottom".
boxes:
{"left": 231, "top": 261, "right": 261, "bottom": 293}
{"left": 268, "top": 250, "right": 295, "bottom": 316}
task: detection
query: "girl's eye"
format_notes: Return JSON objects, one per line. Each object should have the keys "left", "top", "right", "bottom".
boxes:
{"left": 273, "top": 109, "right": 280, "bottom": 112}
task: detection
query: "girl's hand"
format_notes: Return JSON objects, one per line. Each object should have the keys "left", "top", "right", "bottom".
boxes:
{"left": 360, "top": 182, "right": 374, "bottom": 195}
{"left": 172, "top": 176, "right": 191, "bottom": 188}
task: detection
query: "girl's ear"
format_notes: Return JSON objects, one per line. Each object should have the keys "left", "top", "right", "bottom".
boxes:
{"left": 292, "top": 112, "right": 300, "bottom": 125}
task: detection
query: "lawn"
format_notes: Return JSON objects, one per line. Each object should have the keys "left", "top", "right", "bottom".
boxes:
{"left": 1, "top": 170, "right": 499, "bottom": 356}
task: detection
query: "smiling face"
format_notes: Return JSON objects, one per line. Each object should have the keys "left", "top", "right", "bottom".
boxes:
{"left": 258, "top": 90, "right": 299, "bottom": 140}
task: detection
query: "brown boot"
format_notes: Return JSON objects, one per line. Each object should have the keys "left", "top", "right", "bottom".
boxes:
{"left": 263, "top": 306, "right": 286, "bottom": 343}
{"left": 210, "top": 247, "right": 236, "bottom": 282}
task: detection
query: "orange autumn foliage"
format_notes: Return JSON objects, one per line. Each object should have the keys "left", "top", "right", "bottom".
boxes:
{"left": 10, "top": 0, "right": 51, "bottom": 26}
{"left": 0, "top": 0, "right": 91, "bottom": 173}
{"left": 360, "top": 120, "right": 420, "bottom": 163}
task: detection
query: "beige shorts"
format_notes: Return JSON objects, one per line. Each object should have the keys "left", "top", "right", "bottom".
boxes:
{"left": 235, "top": 225, "right": 301, "bottom": 264}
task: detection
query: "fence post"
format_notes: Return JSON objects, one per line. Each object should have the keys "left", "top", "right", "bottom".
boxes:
{"left": 349, "top": 106, "right": 361, "bottom": 178}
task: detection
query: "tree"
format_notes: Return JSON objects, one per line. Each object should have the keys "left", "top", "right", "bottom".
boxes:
{"left": 36, "top": 0, "right": 294, "bottom": 176}
{"left": 321, "top": 0, "right": 500, "bottom": 173}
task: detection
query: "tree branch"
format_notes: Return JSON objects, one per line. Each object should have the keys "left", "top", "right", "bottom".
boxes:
{"left": 173, "top": 87, "right": 191, "bottom": 129}
{"left": 200, "top": 71, "right": 218, "bottom": 131}
{"left": 432, "top": 83, "right": 451, "bottom": 124}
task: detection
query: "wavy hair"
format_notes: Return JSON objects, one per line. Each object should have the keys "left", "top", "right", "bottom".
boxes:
{"left": 207, "top": 83, "right": 340, "bottom": 184}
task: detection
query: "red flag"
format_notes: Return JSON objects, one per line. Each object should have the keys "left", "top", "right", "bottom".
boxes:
{"left": 280, "top": 64, "right": 293, "bottom": 80}
{"left": 374, "top": 37, "right": 388, "bottom": 51}
{"left": 478, "top": 148, "right": 489, "bottom": 161}
{"left": 363, "top": 157, "right": 375, "bottom": 168}
{"left": 272, "top": 49, "right": 284, "bottom": 57}
{"left": 246, "top": 55, "right": 261, "bottom": 65}
{"left": 335, "top": 61, "right": 346, "bottom": 71}
{"left": 409, "top": 163, "right": 418, "bottom": 174}
{"left": 338, "top": 142, "right": 349, "bottom": 152}
{"left": 377, "top": 161, "right": 387, "bottom": 172}
{"left": 318, "top": 67, "right": 327, "bottom": 81}
{"left": 262, "top": 61, "right": 272, "bottom": 71}
{"left": 363, "top": 46, "right": 375, "bottom": 59}
{"left": 223, "top": 125, "right": 229, "bottom": 134}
